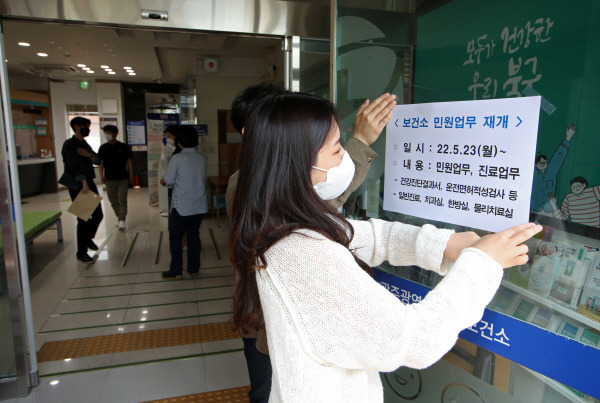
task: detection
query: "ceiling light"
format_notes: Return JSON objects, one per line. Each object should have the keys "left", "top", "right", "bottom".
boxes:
{"left": 105, "top": 68, "right": 113, "bottom": 71}
{"left": 77, "top": 64, "right": 86, "bottom": 67}
{"left": 82, "top": 67, "right": 90, "bottom": 71}
{"left": 37, "top": 52, "right": 48, "bottom": 57}
{"left": 123, "top": 66, "right": 132, "bottom": 69}
{"left": 108, "top": 72, "right": 116, "bottom": 75}
{"left": 86, "top": 70, "right": 94, "bottom": 73}
{"left": 128, "top": 72, "right": 136, "bottom": 76}
{"left": 18, "top": 42, "right": 30, "bottom": 47}
{"left": 100, "top": 65, "right": 109, "bottom": 69}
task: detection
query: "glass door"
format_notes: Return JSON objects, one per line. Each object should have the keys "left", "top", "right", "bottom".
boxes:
{"left": 333, "top": 1, "right": 600, "bottom": 400}
{"left": 0, "top": 20, "right": 37, "bottom": 400}
{"left": 333, "top": 1, "right": 412, "bottom": 218}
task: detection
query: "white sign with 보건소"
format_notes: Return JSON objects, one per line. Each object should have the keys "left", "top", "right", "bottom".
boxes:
{"left": 383, "top": 97, "right": 541, "bottom": 232}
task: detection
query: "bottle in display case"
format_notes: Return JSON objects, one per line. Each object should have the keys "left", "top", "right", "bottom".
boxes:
{"left": 527, "top": 242, "right": 563, "bottom": 297}
{"left": 578, "top": 253, "right": 600, "bottom": 323}
{"left": 549, "top": 244, "right": 595, "bottom": 310}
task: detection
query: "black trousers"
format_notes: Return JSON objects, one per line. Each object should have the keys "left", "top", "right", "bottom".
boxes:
{"left": 242, "top": 337, "right": 272, "bottom": 403}
{"left": 168, "top": 208, "right": 203, "bottom": 274}
{"left": 68, "top": 180, "right": 103, "bottom": 255}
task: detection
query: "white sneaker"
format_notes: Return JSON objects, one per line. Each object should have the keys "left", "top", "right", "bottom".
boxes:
{"left": 118, "top": 221, "right": 126, "bottom": 230}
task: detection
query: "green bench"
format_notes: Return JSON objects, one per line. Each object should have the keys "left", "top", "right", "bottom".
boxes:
{"left": 0, "top": 210, "right": 63, "bottom": 251}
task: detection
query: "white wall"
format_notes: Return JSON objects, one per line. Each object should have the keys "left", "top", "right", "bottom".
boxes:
{"left": 96, "top": 82, "right": 124, "bottom": 141}
{"left": 196, "top": 75, "right": 263, "bottom": 177}
{"left": 50, "top": 80, "right": 98, "bottom": 182}
{"left": 195, "top": 53, "right": 284, "bottom": 177}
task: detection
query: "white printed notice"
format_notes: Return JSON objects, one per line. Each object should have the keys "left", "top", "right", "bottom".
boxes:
{"left": 383, "top": 96, "right": 541, "bottom": 232}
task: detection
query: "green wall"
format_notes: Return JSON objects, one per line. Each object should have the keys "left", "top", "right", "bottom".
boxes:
{"left": 415, "top": 0, "right": 600, "bottom": 207}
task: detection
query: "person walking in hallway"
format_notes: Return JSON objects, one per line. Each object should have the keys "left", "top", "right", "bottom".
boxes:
{"left": 98, "top": 124, "right": 134, "bottom": 230}
{"left": 61, "top": 116, "right": 104, "bottom": 263}
{"left": 161, "top": 125, "right": 208, "bottom": 279}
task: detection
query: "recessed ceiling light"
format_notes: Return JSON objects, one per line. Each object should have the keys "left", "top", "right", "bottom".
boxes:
{"left": 108, "top": 72, "right": 116, "bottom": 75}
{"left": 37, "top": 52, "right": 48, "bottom": 57}
{"left": 128, "top": 72, "right": 136, "bottom": 75}
{"left": 18, "top": 42, "right": 30, "bottom": 47}
{"left": 77, "top": 64, "right": 86, "bottom": 67}
{"left": 123, "top": 66, "right": 132, "bottom": 69}
{"left": 86, "top": 70, "right": 94, "bottom": 73}
{"left": 100, "top": 65, "right": 109, "bottom": 69}
{"left": 82, "top": 67, "right": 90, "bottom": 71}
{"left": 105, "top": 68, "right": 113, "bottom": 71}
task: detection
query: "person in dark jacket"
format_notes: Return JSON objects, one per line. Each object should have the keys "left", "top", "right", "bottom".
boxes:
{"left": 62, "top": 116, "right": 103, "bottom": 263}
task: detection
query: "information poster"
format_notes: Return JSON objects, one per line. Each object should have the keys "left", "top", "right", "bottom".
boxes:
{"left": 383, "top": 97, "right": 541, "bottom": 232}
{"left": 146, "top": 113, "right": 179, "bottom": 206}
{"left": 126, "top": 121, "right": 145, "bottom": 145}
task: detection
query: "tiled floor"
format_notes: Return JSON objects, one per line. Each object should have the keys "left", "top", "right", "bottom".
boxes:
{"left": 4, "top": 187, "right": 249, "bottom": 403}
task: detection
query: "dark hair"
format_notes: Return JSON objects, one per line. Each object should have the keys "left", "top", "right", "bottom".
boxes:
{"left": 177, "top": 125, "right": 199, "bottom": 148}
{"left": 570, "top": 176, "right": 588, "bottom": 187}
{"left": 230, "top": 92, "right": 371, "bottom": 333}
{"left": 165, "top": 125, "right": 180, "bottom": 136}
{"left": 102, "top": 125, "right": 118, "bottom": 135}
{"left": 231, "top": 83, "right": 286, "bottom": 134}
{"left": 70, "top": 116, "right": 91, "bottom": 131}
{"left": 535, "top": 155, "right": 547, "bottom": 164}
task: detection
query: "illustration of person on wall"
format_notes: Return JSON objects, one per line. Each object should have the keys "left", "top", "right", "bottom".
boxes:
{"left": 530, "top": 124, "right": 577, "bottom": 214}
{"left": 547, "top": 177, "right": 600, "bottom": 228}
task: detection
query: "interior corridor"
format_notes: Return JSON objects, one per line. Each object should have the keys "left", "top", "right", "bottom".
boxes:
{"left": 5, "top": 186, "right": 249, "bottom": 402}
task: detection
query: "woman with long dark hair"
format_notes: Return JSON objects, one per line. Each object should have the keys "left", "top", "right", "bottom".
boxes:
{"left": 230, "top": 92, "right": 541, "bottom": 402}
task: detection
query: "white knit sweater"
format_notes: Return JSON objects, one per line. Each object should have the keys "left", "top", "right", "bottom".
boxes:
{"left": 256, "top": 218, "right": 503, "bottom": 403}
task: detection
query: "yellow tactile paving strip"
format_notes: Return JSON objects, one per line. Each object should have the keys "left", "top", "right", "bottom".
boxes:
{"left": 143, "top": 386, "right": 250, "bottom": 403}
{"left": 37, "top": 322, "right": 240, "bottom": 362}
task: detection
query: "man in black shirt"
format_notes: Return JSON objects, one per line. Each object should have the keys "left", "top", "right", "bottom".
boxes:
{"left": 98, "top": 125, "right": 133, "bottom": 230}
{"left": 61, "top": 117, "right": 104, "bottom": 263}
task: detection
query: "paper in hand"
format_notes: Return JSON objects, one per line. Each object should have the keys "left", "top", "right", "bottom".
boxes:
{"left": 67, "top": 191, "right": 102, "bottom": 221}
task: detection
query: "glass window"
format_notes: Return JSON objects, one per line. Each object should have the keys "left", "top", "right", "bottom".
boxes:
{"left": 336, "top": 0, "right": 600, "bottom": 400}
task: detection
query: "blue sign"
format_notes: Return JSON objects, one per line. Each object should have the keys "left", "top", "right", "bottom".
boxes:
{"left": 193, "top": 124, "right": 208, "bottom": 136}
{"left": 374, "top": 269, "right": 600, "bottom": 398}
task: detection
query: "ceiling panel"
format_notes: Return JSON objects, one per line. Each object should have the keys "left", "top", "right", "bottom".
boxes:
{"left": 3, "top": 20, "right": 282, "bottom": 84}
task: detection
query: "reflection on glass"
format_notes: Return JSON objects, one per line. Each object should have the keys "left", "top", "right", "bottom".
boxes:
{"left": 0, "top": 262, "right": 17, "bottom": 379}
{"left": 382, "top": 338, "right": 593, "bottom": 402}
{"left": 336, "top": 0, "right": 599, "bottom": 400}
{"left": 299, "top": 39, "right": 329, "bottom": 99}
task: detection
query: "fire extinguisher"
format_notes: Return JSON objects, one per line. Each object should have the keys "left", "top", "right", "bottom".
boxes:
{"left": 133, "top": 175, "right": 140, "bottom": 188}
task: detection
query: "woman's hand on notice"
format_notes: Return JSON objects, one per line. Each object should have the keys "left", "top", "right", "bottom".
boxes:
{"left": 444, "top": 231, "right": 480, "bottom": 261}
{"left": 472, "top": 223, "right": 542, "bottom": 268}
{"left": 352, "top": 93, "right": 396, "bottom": 146}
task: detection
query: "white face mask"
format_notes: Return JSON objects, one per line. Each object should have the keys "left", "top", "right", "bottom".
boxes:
{"left": 166, "top": 138, "right": 175, "bottom": 147}
{"left": 312, "top": 150, "right": 355, "bottom": 200}
{"left": 104, "top": 134, "right": 113, "bottom": 142}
